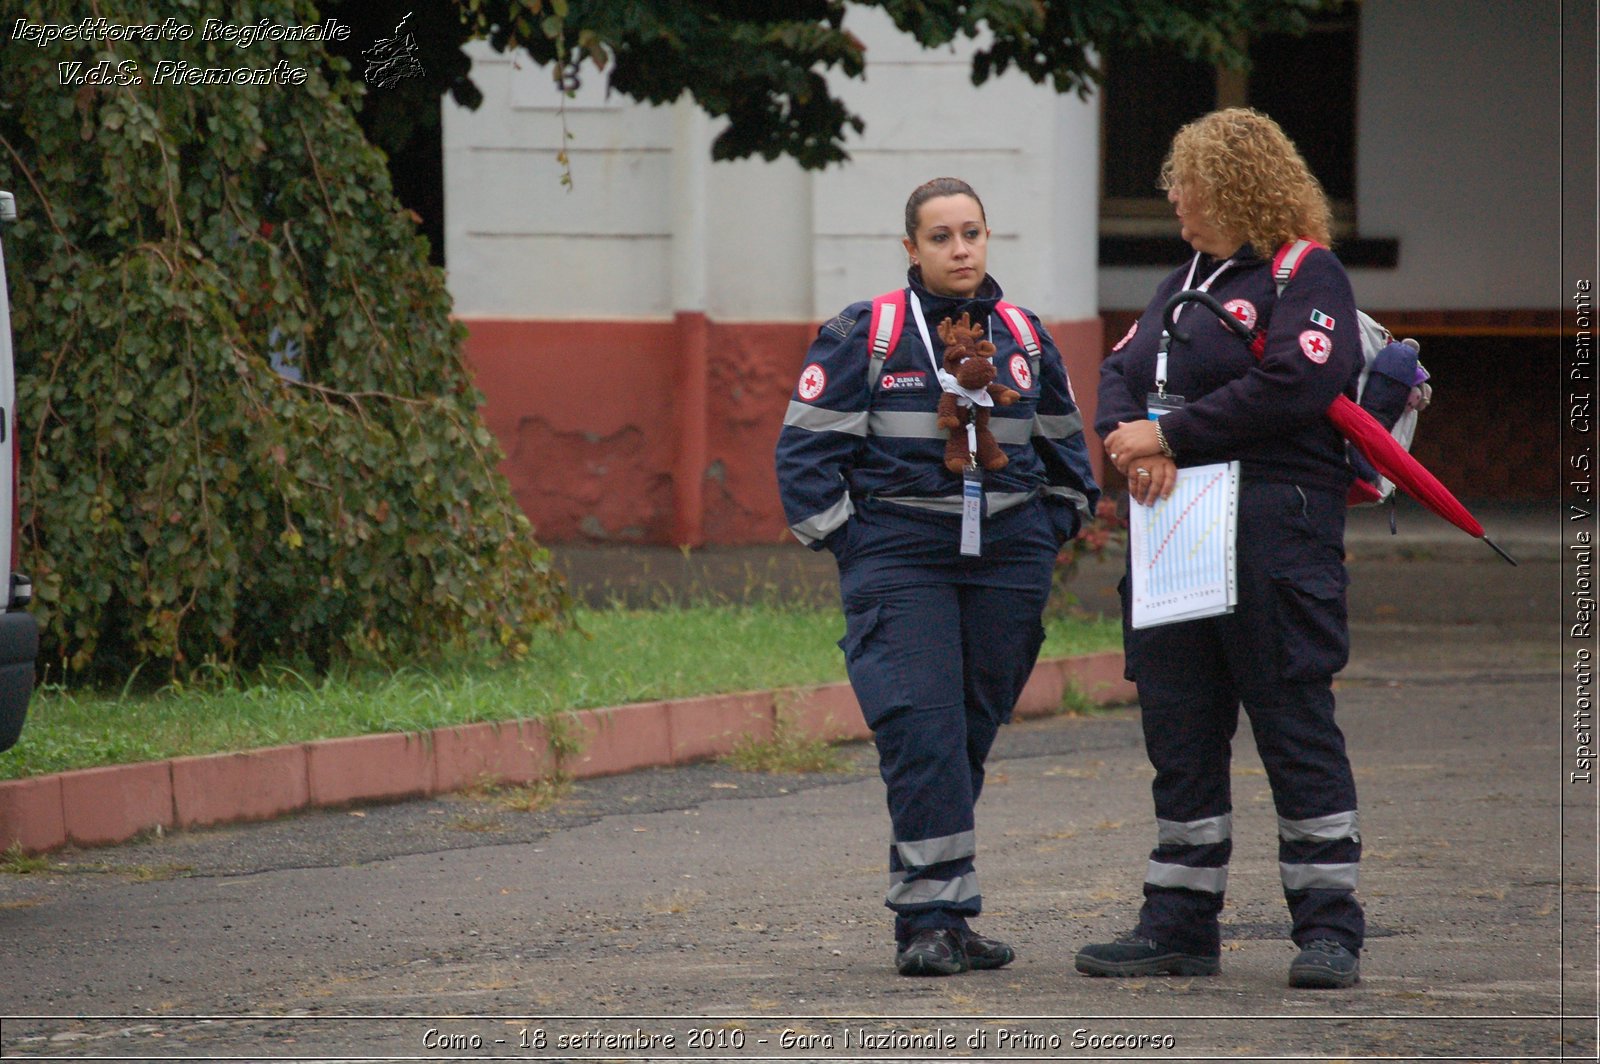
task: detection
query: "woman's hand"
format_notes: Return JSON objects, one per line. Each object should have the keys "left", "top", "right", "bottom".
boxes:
{"left": 1103, "top": 419, "right": 1163, "bottom": 474}
{"left": 1125, "top": 455, "right": 1177, "bottom": 507}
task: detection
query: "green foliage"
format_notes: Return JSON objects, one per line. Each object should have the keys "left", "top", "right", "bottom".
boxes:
{"left": 0, "top": 604, "right": 1121, "bottom": 779}
{"left": 452, "top": 0, "right": 1333, "bottom": 169}
{"left": 0, "top": 0, "right": 568, "bottom": 682}
{"left": 723, "top": 712, "right": 848, "bottom": 775}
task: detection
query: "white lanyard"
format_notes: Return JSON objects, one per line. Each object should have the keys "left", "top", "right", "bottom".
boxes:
{"left": 910, "top": 292, "right": 987, "bottom": 555}
{"left": 908, "top": 294, "right": 994, "bottom": 408}
{"left": 1156, "top": 254, "right": 1235, "bottom": 393}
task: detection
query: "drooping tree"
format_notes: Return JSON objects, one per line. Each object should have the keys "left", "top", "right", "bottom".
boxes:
{"left": 0, "top": 0, "right": 1330, "bottom": 682}
{"left": 0, "top": 0, "right": 568, "bottom": 681}
{"left": 330, "top": 0, "right": 1333, "bottom": 171}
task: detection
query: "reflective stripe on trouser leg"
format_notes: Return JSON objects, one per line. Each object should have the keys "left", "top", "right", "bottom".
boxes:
{"left": 895, "top": 829, "right": 977, "bottom": 869}
{"left": 1146, "top": 814, "right": 1233, "bottom": 895}
{"left": 887, "top": 868, "right": 981, "bottom": 907}
{"left": 1277, "top": 802, "right": 1363, "bottom": 952}
{"left": 889, "top": 829, "right": 980, "bottom": 915}
{"left": 841, "top": 576, "right": 981, "bottom": 939}
{"left": 1278, "top": 811, "right": 1360, "bottom": 895}
{"left": 837, "top": 508, "right": 1056, "bottom": 942}
{"left": 1246, "top": 682, "right": 1365, "bottom": 952}
{"left": 1122, "top": 583, "right": 1240, "bottom": 959}
{"left": 1216, "top": 484, "right": 1362, "bottom": 951}
{"left": 1142, "top": 811, "right": 1232, "bottom": 949}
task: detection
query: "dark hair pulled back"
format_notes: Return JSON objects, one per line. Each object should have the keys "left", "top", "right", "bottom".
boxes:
{"left": 904, "top": 177, "right": 986, "bottom": 241}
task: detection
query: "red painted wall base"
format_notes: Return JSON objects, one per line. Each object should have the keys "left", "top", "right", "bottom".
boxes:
{"left": 463, "top": 315, "right": 1105, "bottom": 546}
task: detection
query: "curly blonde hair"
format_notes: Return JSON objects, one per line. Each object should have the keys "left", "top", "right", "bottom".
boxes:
{"left": 1160, "top": 108, "right": 1331, "bottom": 253}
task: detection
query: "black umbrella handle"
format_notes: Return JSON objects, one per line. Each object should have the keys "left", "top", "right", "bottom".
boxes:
{"left": 1162, "top": 289, "right": 1255, "bottom": 345}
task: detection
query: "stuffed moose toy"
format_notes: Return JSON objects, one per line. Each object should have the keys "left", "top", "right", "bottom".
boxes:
{"left": 935, "top": 312, "right": 1019, "bottom": 473}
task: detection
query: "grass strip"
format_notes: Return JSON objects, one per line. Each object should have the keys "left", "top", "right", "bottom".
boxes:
{"left": 1, "top": 605, "right": 1120, "bottom": 781}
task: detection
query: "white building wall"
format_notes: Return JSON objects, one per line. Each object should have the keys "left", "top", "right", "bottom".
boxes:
{"left": 807, "top": 10, "right": 1101, "bottom": 321}
{"left": 1098, "top": 0, "right": 1563, "bottom": 311}
{"left": 702, "top": 147, "right": 814, "bottom": 321}
{"left": 1353, "top": 0, "right": 1561, "bottom": 308}
{"left": 444, "top": 42, "right": 677, "bottom": 319}
{"left": 443, "top": 14, "right": 1102, "bottom": 324}
{"left": 446, "top": 2, "right": 1560, "bottom": 321}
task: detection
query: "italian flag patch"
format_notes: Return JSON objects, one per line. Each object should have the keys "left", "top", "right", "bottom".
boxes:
{"left": 1310, "top": 309, "right": 1336, "bottom": 330}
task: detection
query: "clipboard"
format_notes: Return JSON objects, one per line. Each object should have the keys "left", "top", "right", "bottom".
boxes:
{"left": 1128, "top": 462, "right": 1240, "bottom": 629}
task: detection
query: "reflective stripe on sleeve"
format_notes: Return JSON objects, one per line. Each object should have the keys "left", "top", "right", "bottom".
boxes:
{"left": 1278, "top": 811, "right": 1360, "bottom": 843}
{"left": 1041, "top": 485, "right": 1094, "bottom": 523}
{"left": 789, "top": 494, "right": 854, "bottom": 546}
{"left": 989, "top": 418, "right": 1033, "bottom": 446}
{"left": 783, "top": 401, "right": 869, "bottom": 436}
{"left": 879, "top": 491, "right": 1035, "bottom": 516}
{"left": 1280, "top": 862, "right": 1359, "bottom": 892}
{"left": 1031, "top": 411, "right": 1084, "bottom": 439}
{"left": 867, "top": 411, "right": 942, "bottom": 439}
{"left": 886, "top": 871, "right": 980, "bottom": 906}
{"left": 1145, "top": 860, "right": 1227, "bottom": 895}
{"left": 1156, "top": 813, "right": 1233, "bottom": 847}
{"left": 894, "top": 830, "right": 977, "bottom": 869}
{"left": 868, "top": 411, "right": 1033, "bottom": 446}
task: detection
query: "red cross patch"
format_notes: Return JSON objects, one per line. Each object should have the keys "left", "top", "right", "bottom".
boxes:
{"left": 797, "top": 363, "right": 827, "bottom": 401}
{"left": 1112, "top": 320, "right": 1138, "bottom": 352}
{"left": 1223, "top": 299, "right": 1257, "bottom": 331}
{"left": 1009, "top": 353, "right": 1033, "bottom": 390}
{"left": 1299, "top": 330, "right": 1332, "bottom": 364}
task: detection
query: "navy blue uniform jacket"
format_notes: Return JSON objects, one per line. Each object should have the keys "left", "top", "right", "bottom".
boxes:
{"left": 1097, "top": 246, "right": 1361, "bottom": 491}
{"left": 775, "top": 273, "right": 1100, "bottom": 553}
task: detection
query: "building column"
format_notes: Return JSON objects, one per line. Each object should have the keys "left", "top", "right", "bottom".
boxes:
{"left": 671, "top": 99, "right": 710, "bottom": 547}
{"left": 1051, "top": 89, "right": 1107, "bottom": 485}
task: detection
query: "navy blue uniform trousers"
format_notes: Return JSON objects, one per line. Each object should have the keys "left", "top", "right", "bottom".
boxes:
{"left": 834, "top": 498, "right": 1058, "bottom": 943}
{"left": 1122, "top": 480, "right": 1364, "bottom": 957}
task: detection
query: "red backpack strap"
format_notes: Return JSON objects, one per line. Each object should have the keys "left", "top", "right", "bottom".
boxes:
{"left": 995, "top": 301, "right": 1054, "bottom": 396}
{"left": 1272, "top": 238, "right": 1327, "bottom": 292}
{"left": 867, "top": 289, "right": 907, "bottom": 387}
{"left": 995, "top": 301, "right": 1040, "bottom": 356}
{"left": 1250, "top": 238, "right": 1329, "bottom": 358}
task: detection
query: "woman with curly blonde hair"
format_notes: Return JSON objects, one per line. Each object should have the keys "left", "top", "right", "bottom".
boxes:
{"left": 1076, "top": 108, "right": 1366, "bottom": 989}
{"left": 1161, "top": 107, "right": 1333, "bottom": 255}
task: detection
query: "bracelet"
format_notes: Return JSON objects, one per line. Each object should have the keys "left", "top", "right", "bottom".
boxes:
{"left": 1155, "top": 421, "right": 1176, "bottom": 459}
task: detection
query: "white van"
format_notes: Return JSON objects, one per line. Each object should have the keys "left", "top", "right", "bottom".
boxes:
{"left": 0, "top": 189, "right": 38, "bottom": 753}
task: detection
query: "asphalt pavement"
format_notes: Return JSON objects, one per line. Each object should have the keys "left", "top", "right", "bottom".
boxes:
{"left": 0, "top": 499, "right": 1589, "bottom": 1061}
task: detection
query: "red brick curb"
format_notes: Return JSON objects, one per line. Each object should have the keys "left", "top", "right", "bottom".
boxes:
{"left": 0, "top": 652, "right": 1131, "bottom": 855}
{"left": 172, "top": 744, "right": 309, "bottom": 830}
{"left": 432, "top": 720, "right": 554, "bottom": 795}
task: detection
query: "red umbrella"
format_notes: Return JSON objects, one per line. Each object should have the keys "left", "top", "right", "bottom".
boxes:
{"left": 1162, "top": 290, "right": 1517, "bottom": 565}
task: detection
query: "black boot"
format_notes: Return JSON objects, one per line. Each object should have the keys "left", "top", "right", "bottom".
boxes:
{"left": 895, "top": 928, "right": 968, "bottom": 976}
{"left": 955, "top": 928, "right": 1015, "bottom": 970}
{"left": 1074, "top": 931, "right": 1220, "bottom": 977}
{"left": 1288, "top": 939, "right": 1360, "bottom": 988}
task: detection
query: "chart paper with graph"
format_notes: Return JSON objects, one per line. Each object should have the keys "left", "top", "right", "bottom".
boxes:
{"left": 1129, "top": 461, "right": 1240, "bottom": 629}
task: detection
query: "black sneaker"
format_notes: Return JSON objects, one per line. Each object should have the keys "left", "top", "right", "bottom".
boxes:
{"left": 1074, "top": 931, "right": 1220, "bottom": 977}
{"left": 895, "top": 928, "right": 969, "bottom": 976}
{"left": 956, "top": 929, "right": 1015, "bottom": 970}
{"left": 1289, "top": 939, "right": 1360, "bottom": 988}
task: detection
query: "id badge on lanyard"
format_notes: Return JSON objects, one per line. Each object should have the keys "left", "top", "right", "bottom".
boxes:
{"left": 1148, "top": 392, "right": 1185, "bottom": 420}
{"left": 960, "top": 429, "right": 982, "bottom": 558}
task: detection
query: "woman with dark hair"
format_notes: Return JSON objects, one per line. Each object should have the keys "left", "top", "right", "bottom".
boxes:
{"left": 1076, "top": 108, "right": 1366, "bottom": 989}
{"left": 775, "top": 177, "right": 1098, "bottom": 976}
